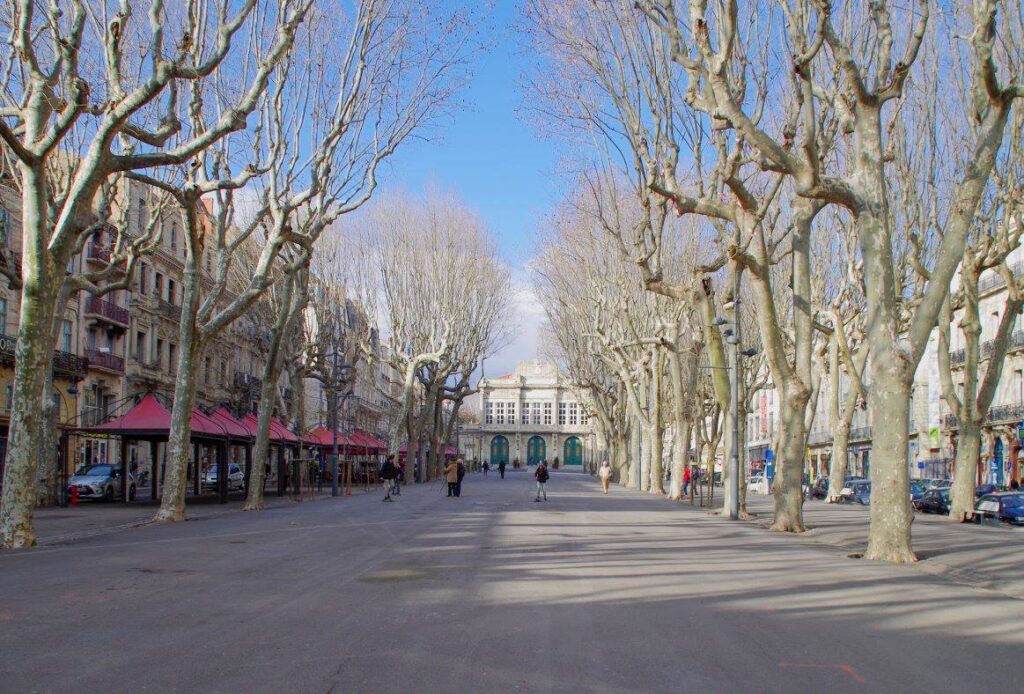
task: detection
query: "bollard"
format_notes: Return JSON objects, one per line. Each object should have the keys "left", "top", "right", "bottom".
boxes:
{"left": 69, "top": 485, "right": 79, "bottom": 507}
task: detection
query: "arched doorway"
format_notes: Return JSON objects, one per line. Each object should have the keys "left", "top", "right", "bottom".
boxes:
{"left": 490, "top": 436, "right": 509, "bottom": 467}
{"left": 527, "top": 436, "right": 546, "bottom": 466}
{"left": 563, "top": 436, "right": 583, "bottom": 467}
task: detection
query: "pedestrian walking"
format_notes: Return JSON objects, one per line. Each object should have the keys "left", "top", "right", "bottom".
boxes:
{"left": 380, "top": 455, "right": 399, "bottom": 502}
{"left": 483, "top": 461, "right": 489, "bottom": 475}
{"left": 394, "top": 458, "right": 404, "bottom": 495}
{"left": 455, "top": 458, "right": 466, "bottom": 497}
{"left": 598, "top": 460, "right": 612, "bottom": 494}
{"left": 534, "top": 461, "right": 549, "bottom": 502}
{"left": 682, "top": 465, "right": 692, "bottom": 495}
{"left": 445, "top": 458, "right": 459, "bottom": 497}
{"left": 498, "top": 461, "right": 506, "bottom": 479}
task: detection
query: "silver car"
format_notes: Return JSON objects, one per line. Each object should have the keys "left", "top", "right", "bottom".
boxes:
{"left": 201, "top": 463, "right": 245, "bottom": 492}
{"left": 68, "top": 464, "right": 136, "bottom": 502}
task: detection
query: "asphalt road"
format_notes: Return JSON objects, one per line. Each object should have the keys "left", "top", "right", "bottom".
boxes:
{"left": 1, "top": 470, "right": 1022, "bottom": 693}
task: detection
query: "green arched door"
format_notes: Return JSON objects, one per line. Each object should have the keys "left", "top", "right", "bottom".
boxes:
{"left": 490, "top": 436, "right": 509, "bottom": 467}
{"left": 527, "top": 436, "right": 546, "bottom": 466}
{"left": 563, "top": 436, "right": 583, "bottom": 467}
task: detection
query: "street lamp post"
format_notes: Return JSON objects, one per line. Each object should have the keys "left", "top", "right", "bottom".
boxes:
{"left": 331, "top": 350, "right": 340, "bottom": 497}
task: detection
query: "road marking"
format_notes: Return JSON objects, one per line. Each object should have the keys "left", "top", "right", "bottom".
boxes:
{"left": 778, "top": 662, "right": 866, "bottom": 684}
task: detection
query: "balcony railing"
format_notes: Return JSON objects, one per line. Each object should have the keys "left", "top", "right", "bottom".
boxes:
{"left": 156, "top": 299, "right": 182, "bottom": 322}
{"left": 944, "top": 401, "right": 1024, "bottom": 429}
{"left": 807, "top": 429, "right": 831, "bottom": 445}
{"left": 950, "top": 330, "right": 1024, "bottom": 368}
{"left": 85, "top": 348, "right": 124, "bottom": 374}
{"left": 849, "top": 426, "right": 873, "bottom": 441}
{"left": 85, "top": 295, "right": 130, "bottom": 327}
{"left": 0, "top": 334, "right": 87, "bottom": 380}
{"left": 978, "top": 262, "right": 1024, "bottom": 294}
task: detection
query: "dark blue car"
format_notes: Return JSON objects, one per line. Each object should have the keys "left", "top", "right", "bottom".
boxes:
{"left": 974, "top": 493, "right": 1024, "bottom": 525}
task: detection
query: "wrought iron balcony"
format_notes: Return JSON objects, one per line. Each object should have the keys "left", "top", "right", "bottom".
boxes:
{"left": 848, "top": 426, "right": 873, "bottom": 441}
{"left": 0, "top": 334, "right": 87, "bottom": 381}
{"left": 944, "top": 402, "right": 1024, "bottom": 429}
{"left": 85, "top": 348, "right": 125, "bottom": 374}
{"left": 156, "top": 298, "right": 182, "bottom": 322}
{"left": 85, "top": 295, "right": 130, "bottom": 328}
{"left": 234, "top": 372, "right": 263, "bottom": 391}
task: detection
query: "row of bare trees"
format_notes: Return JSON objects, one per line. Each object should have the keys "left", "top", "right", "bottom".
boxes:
{"left": 525, "top": 0, "right": 1023, "bottom": 562}
{"left": 0, "top": 0, "right": 476, "bottom": 548}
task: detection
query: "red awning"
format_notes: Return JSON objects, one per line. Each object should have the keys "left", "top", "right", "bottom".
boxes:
{"left": 208, "top": 407, "right": 252, "bottom": 440}
{"left": 83, "top": 393, "right": 239, "bottom": 441}
{"left": 242, "top": 413, "right": 300, "bottom": 445}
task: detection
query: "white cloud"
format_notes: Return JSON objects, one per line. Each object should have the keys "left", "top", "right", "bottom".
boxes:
{"left": 483, "top": 275, "right": 544, "bottom": 379}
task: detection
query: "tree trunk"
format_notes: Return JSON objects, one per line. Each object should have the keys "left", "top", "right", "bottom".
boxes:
{"left": 827, "top": 423, "right": 852, "bottom": 502}
{"left": 864, "top": 361, "right": 916, "bottom": 563}
{"left": 244, "top": 276, "right": 300, "bottom": 511}
{"left": 949, "top": 420, "right": 982, "bottom": 522}
{"left": 649, "top": 352, "right": 665, "bottom": 494}
{"left": 36, "top": 368, "right": 59, "bottom": 507}
{"left": 0, "top": 275, "right": 59, "bottom": 546}
{"left": 770, "top": 390, "right": 807, "bottom": 532}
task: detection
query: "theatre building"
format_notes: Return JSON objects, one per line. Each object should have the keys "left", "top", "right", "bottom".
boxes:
{"left": 461, "top": 360, "right": 598, "bottom": 470}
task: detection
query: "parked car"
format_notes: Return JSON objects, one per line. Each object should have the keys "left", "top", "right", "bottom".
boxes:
{"left": 839, "top": 480, "right": 871, "bottom": 505}
{"left": 201, "top": 463, "right": 244, "bottom": 492}
{"left": 747, "top": 475, "right": 769, "bottom": 495}
{"left": 914, "top": 488, "right": 951, "bottom": 514}
{"left": 68, "top": 464, "right": 136, "bottom": 502}
{"left": 975, "top": 483, "right": 999, "bottom": 498}
{"left": 974, "top": 493, "right": 1024, "bottom": 525}
{"left": 929, "top": 479, "right": 953, "bottom": 490}
{"left": 909, "top": 480, "right": 929, "bottom": 503}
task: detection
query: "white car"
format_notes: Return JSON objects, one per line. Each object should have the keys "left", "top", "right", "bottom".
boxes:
{"left": 202, "top": 463, "right": 245, "bottom": 492}
{"left": 747, "top": 475, "right": 769, "bottom": 495}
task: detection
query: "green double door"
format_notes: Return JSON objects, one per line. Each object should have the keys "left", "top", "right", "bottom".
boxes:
{"left": 527, "top": 436, "right": 546, "bottom": 466}
{"left": 490, "top": 436, "right": 509, "bottom": 467}
{"left": 563, "top": 436, "right": 583, "bottom": 466}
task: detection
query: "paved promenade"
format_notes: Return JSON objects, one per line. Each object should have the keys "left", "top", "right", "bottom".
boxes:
{"left": 2, "top": 471, "right": 1022, "bottom": 693}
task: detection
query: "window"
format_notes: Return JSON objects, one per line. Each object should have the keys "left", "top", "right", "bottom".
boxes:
{"left": 135, "top": 331, "right": 146, "bottom": 361}
{"left": 496, "top": 401, "right": 505, "bottom": 425}
{"left": 558, "top": 402, "right": 567, "bottom": 426}
{"left": 543, "top": 402, "right": 552, "bottom": 425}
{"left": 156, "top": 338, "right": 164, "bottom": 369}
{"left": 204, "top": 356, "right": 211, "bottom": 384}
{"left": 508, "top": 401, "right": 516, "bottom": 425}
{"left": 168, "top": 343, "right": 177, "bottom": 375}
{"left": 169, "top": 221, "right": 177, "bottom": 250}
{"left": 0, "top": 297, "right": 7, "bottom": 337}
{"left": 61, "top": 319, "right": 73, "bottom": 353}
{"left": 568, "top": 402, "right": 579, "bottom": 426}
{"left": 580, "top": 409, "right": 589, "bottom": 426}
{"left": 530, "top": 401, "right": 541, "bottom": 425}
{"left": 167, "top": 279, "right": 176, "bottom": 305}
{"left": 138, "top": 263, "right": 148, "bottom": 294}
{"left": 154, "top": 272, "right": 164, "bottom": 298}
{"left": 137, "top": 197, "right": 147, "bottom": 234}
{"left": 220, "top": 360, "right": 227, "bottom": 386}
{"left": 0, "top": 207, "right": 9, "bottom": 247}
{"left": 485, "top": 401, "right": 494, "bottom": 425}
{"left": 4, "top": 384, "right": 12, "bottom": 412}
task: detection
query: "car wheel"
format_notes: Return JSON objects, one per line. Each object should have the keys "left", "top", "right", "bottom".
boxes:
{"left": 104, "top": 486, "right": 114, "bottom": 502}
{"left": 129, "top": 485, "right": 136, "bottom": 501}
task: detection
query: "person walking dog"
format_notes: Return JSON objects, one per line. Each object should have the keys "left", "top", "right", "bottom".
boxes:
{"left": 534, "top": 461, "right": 549, "bottom": 502}
{"left": 598, "top": 460, "right": 612, "bottom": 494}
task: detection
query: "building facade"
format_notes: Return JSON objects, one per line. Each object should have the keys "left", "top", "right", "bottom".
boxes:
{"left": 462, "top": 360, "right": 598, "bottom": 469}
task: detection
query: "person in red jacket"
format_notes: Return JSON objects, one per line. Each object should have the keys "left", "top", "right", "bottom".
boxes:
{"left": 682, "top": 465, "right": 692, "bottom": 496}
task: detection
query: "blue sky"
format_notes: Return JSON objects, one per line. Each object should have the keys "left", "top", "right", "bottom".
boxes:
{"left": 378, "top": 2, "right": 557, "bottom": 376}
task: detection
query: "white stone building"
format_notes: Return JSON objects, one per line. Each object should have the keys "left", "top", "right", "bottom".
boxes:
{"left": 461, "top": 359, "right": 599, "bottom": 469}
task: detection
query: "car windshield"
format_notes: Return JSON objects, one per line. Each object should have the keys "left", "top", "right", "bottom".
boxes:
{"left": 76, "top": 465, "right": 113, "bottom": 477}
{"left": 1000, "top": 495, "right": 1024, "bottom": 509}
{"left": 910, "top": 481, "right": 926, "bottom": 493}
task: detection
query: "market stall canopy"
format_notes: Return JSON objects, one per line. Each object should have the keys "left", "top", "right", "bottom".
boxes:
{"left": 81, "top": 393, "right": 248, "bottom": 441}
{"left": 241, "top": 413, "right": 300, "bottom": 445}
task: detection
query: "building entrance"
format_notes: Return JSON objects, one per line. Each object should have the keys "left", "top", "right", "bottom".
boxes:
{"left": 527, "top": 435, "right": 546, "bottom": 466}
{"left": 563, "top": 436, "right": 583, "bottom": 466}
{"left": 490, "top": 435, "right": 509, "bottom": 467}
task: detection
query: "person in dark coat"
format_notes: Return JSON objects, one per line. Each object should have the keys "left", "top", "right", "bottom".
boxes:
{"left": 455, "top": 459, "right": 466, "bottom": 497}
{"left": 380, "top": 455, "right": 399, "bottom": 502}
{"left": 498, "top": 460, "right": 506, "bottom": 479}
